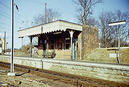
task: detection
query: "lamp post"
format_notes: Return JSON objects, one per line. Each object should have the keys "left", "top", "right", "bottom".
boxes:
{"left": 109, "top": 20, "right": 126, "bottom": 64}
{"left": 7, "top": 0, "right": 15, "bottom": 76}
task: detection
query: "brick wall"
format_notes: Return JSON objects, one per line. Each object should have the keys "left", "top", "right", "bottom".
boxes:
{"left": 82, "top": 25, "right": 99, "bottom": 59}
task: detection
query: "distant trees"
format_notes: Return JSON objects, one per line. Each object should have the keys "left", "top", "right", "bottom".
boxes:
{"left": 74, "top": 0, "right": 101, "bottom": 25}
{"left": 99, "top": 10, "right": 129, "bottom": 47}
{"left": 32, "top": 8, "right": 61, "bottom": 26}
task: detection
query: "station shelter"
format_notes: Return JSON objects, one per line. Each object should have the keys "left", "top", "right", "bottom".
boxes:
{"left": 18, "top": 20, "right": 82, "bottom": 60}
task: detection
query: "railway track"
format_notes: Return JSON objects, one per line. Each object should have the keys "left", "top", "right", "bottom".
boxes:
{"left": 0, "top": 61, "right": 128, "bottom": 87}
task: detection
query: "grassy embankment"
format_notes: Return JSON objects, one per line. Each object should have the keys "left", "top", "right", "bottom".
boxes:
{"left": 84, "top": 48, "right": 129, "bottom": 64}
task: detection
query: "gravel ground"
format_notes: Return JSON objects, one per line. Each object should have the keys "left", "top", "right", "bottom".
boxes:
{"left": 0, "top": 67, "right": 75, "bottom": 87}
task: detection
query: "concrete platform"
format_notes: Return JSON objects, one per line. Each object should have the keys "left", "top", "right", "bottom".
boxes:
{"left": 0, "top": 55, "right": 129, "bottom": 83}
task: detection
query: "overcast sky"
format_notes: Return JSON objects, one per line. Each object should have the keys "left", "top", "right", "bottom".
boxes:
{"left": 0, "top": 0, "right": 129, "bottom": 49}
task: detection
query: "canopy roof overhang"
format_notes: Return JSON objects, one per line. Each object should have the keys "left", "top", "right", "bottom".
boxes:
{"left": 18, "top": 20, "right": 82, "bottom": 38}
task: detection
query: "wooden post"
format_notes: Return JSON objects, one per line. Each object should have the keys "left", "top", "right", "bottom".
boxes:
{"left": 29, "top": 36, "right": 33, "bottom": 57}
{"left": 4, "top": 32, "right": 6, "bottom": 53}
{"left": 46, "top": 40, "right": 48, "bottom": 58}
{"left": 46, "top": 36, "right": 49, "bottom": 58}
{"left": 80, "top": 37, "right": 82, "bottom": 60}
{"left": 21, "top": 37, "right": 23, "bottom": 48}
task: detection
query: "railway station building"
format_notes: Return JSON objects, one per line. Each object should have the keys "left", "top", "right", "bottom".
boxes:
{"left": 18, "top": 20, "right": 82, "bottom": 60}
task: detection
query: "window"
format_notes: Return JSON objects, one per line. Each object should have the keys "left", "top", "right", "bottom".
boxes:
{"left": 58, "top": 42, "right": 62, "bottom": 49}
{"left": 65, "top": 38, "right": 70, "bottom": 49}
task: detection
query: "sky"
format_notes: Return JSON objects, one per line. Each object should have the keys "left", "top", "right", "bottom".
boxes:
{"left": 0, "top": 0, "right": 129, "bottom": 49}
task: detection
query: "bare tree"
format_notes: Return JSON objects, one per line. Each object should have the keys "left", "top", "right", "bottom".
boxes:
{"left": 99, "top": 12, "right": 115, "bottom": 47}
{"left": 86, "top": 17, "right": 99, "bottom": 26}
{"left": 74, "top": 0, "right": 101, "bottom": 25}
{"left": 74, "top": 0, "right": 101, "bottom": 58}
{"left": 99, "top": 10, "right": 129, "bottom": 47}
{"left": 32, "top": 8, "right": 61, "bottom": 26}
{"left": 47, "top": 9, "right": 60, "bottom": 23}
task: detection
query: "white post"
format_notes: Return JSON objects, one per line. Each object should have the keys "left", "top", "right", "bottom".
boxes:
{"left": 118, "top": 27, "right": 120, "bottom": 64}
{"left": 69, "top": 31, "right": 74, "bottom": 60}
{"left": 108, "top": 20, "right": 126, "bottom": 64}
{"left": 8, "top": 0, "right": 15, "bottom": 76}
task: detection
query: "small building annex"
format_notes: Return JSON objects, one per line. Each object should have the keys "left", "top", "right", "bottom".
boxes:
{"left": 0, "top": 38, "right": 6, "bottom": 54}
{"left": 18, "top": 20, "right": 82, "bottom": 60}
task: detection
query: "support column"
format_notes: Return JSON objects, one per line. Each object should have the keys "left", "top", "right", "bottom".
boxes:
{"left": 29, "top": 36, "right": 33, "bottom": 57}
{"left": 69, "top": 31, "right": 74, "bottom": 60}
{"left": 21, "top": 37, "right": 23, "bottom": 56}
{"left": 80, "top": 37, "right": 82, "bottom": 60}
{"left": 46, "top": 36, "right": 49, "bottom": 58}
{"left": 46, "top": 40, "right": 48, "bottom": 58}
{"left": 73, "top": 41, "right": 75, "bottom": 60}
{"left": 21, "top": 37, "right": 23, "bottom": 48}
{"left": 118, "top": 27, "right": 120, "bottom": 64}
{"left": 4, "top": 32, "right": 6, "bottom": 53}
{"left": 75, "top": 40, "right": 78, "bottom": 60}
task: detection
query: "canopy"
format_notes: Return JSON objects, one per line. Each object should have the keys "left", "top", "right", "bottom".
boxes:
{"left": 18, "top": 20, "right": 82, "bottom": 38}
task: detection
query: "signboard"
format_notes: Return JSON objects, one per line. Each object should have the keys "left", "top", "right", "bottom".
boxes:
{"left": 109, "top": 53, "right": 120, "bottom": 58}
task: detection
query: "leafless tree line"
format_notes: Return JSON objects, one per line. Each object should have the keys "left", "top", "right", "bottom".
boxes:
{"left": 74, "top": 0, "right": 129, "bottom": 47}
{"left": 99, "top": 10, "right": 129, "bottom": 47}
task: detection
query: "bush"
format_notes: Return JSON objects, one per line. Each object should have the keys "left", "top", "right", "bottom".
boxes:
{"left": 21, "top": 45, "right": 33, "bottom": 54}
